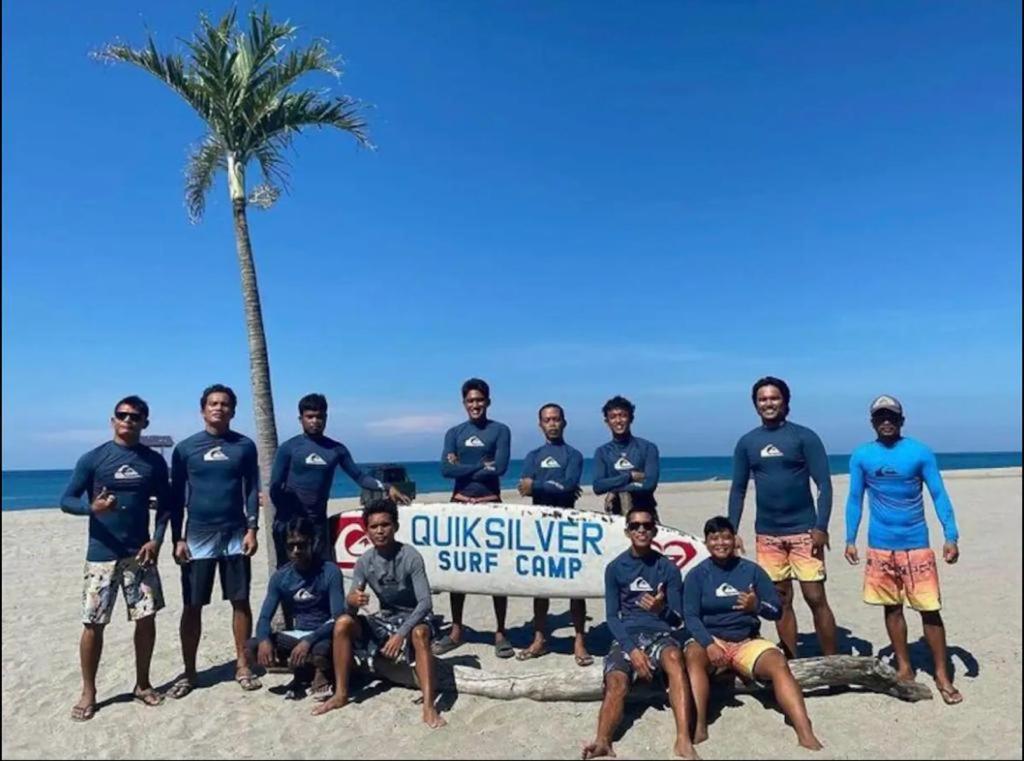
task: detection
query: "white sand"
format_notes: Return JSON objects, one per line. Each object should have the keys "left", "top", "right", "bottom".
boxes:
{"left": 2, "top": 468, "right": 1021, "bottom": 759}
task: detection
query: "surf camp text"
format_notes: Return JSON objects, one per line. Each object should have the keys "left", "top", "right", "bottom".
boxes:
{"left": 410, "top": 514, "right": 605, "bottom": 580}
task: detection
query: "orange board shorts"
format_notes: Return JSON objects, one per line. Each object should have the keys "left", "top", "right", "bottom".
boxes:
{"left": 755, "top": 532, "right": 826, "bottom": 583}
{"left": 685, "top": 636, "right": 779, "bottom": 680}
{"left": 863, "top": 548, "right": 942, "bottom": 612}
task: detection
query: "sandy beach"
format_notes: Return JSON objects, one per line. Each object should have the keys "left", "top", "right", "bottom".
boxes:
{"left": 2, "top": 468, "right": 1021, "bottom": 760}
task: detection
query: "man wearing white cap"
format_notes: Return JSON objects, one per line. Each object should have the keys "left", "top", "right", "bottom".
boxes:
{"left": 844, "top": 395, "right": 964, "bottom": 704}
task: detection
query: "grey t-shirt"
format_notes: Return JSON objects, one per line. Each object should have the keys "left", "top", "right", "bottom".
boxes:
{"left": 351, "top": 542, "right": 432, "bottom": 638}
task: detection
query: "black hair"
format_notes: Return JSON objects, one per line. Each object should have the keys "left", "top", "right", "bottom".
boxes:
{"left": 625, "top": 504, "right": 658, "bottom": 524}
{"left": 201, "top": 383, "right": 238, "bottom": 410}
{"left": 299, "top": 393, "right": 328, "bottom": 415}
{"left": 537, "top": 402, "right": 565, "bottom": 421}
{"left": 285, "top": 516, "right": 316, "bottom": 541}
{"left": 602, "top": 395, "right": 635, "bottom": 420}
{"left": 114, "top": 395, "right": 149, "bottom": 419}
{"left": 461, "top": 378, "right": 490, "bottom": 400}
{"left": 703, "top": 515, "right": 736, "bottom": 537}
{"left": 362, "top": 497, "right": 399, "bottom": 526}
{"left": 751, "top": 376, "right": 791, "bottom": 409}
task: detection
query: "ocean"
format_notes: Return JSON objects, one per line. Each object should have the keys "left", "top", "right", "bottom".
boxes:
{"left": 3, "top": 451, "right": 1020, "bottom": 511}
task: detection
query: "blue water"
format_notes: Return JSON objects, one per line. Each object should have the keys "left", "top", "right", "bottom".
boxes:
{"left": 3, "top": 452, "right": 1020, "bottom": 511}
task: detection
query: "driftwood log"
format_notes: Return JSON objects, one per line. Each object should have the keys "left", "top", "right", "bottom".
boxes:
{"left": 367, "top": 654, "right": 932, "bottom": 703}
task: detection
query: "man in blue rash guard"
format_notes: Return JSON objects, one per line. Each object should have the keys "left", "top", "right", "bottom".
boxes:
{"left": 845, "top": 395, "right": 964, "bottom": 705}
{"left": 60, "top": 395, "right": 172, "bottom": 721}
{"left": 582, "top": 505, "right": 697, "bottom": 760}
{"left": 270, "top": 393, "right": 411, "bottom": 567}
{"left": 515, "top": 403, "right": 593, "bottom": 666}
{"left": 683, "top": 516, "right": 822, "bottom": 751}
{"left": 728, "top": 376, "right": 838, "bottom": 659}
{"left": 168, "top": 384, "right": 262, "bottom": 698}
{"left": 432, "top": 378, "right": 513, "bottom": 658}
{"left": 245, "top": 517, "right": 345, "bottom": 701}
{"left": 592, "top": 396, "right": 660, "bottom": 516}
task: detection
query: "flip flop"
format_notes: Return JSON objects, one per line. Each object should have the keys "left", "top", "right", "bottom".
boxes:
{"left": 431, "top": 634, "right": 462, "bottom": 656}
{"left": 169, "top": 678, "right": 195, "bottom": 700}
{"left": 495, "top": 638, "right": 515, "bottom": 659}
{"left": 311, "top": 683, "right": 334, "bottom": 703}
{"left": 236, "top": 672, "right": 263, "bottom": 692}
{"left": 70, "top": 703, "right": 96, "bottom": 722}
{"left": 515, "top": 647, "right": 549, "bottom": 661}
{"left": 937, "top": 684, "right": 964, "bottom": 705}
{"left": 132, "top": 687, "right": 165, "bottom": 707}
{"left": 574, "top": 653, "right": 595, "bottom": 667}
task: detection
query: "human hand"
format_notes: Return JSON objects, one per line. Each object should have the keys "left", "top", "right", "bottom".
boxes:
{"left": 289, "top": 639, "right": 312, "bottom": 668}
{"left": 733, "top": 535, "right": 745, "bottom": 556}
{"left": 844, "top": 544, "right": 859, "bottom": 565}
{"left": 381, "top": 634, "right": 405, "bottom": 661}
{"left": 518, "top": 478, "right": 533, "bottom": 497}
{"left": 136, "top": 540, "right": 159, "bottom": 567}
{"left": 174, "top": 540, "right": 192, "bottom": 565}
{"left": 707, "top": 642, "right": 729, "bottom": 668}
{"left": 943, "top": 541, "right": 959, "bottom": 564}
{"left": 242, "top": 529, "right": 258, "bottom": 557}
{"left": 810, "top": 529, "right": 830, "bottom": 555}
{"left": 630, "top": 471, "right": 645, "bottom": 483}
{"left": 348, "top": 582, "right": 370, "bottom": 609}
{"left": 91, "top": 487, "right": 118, "bottom": 514}
{"left": 638, "top": 583, "right": 666, "bottom": 613}
{"left": 732, "top": 584, "right": 758, "bottom": 613}
{"left": 388, "top": 486, "right": 412, "bottom": 505}
{"left": 446, "top": 453, "right": 459, "bottom": 465}
{"left": 628, "top": 648, "right": 654, "bottom": 681}
{"left": 257, "top": 639, "right": 274, "bottom": 668}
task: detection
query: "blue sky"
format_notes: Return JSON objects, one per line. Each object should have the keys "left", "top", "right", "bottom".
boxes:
{"left": 2, "top": 2, "right": 1021, "bottom": 469}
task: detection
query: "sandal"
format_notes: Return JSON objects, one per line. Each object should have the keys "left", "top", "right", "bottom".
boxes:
{"left": 133, "top": 687, "right": 165, "bottom": 707}
{"left": 574, "top": 653, "right": 595, "bottom": 667}
{"left": 937, "top": 684, "right": 964, "bottom": 705}
{"left": 236, "top": 672, "right": 263, "bottom": 692}
{"left": 495, "top": 638, "right": 515, "bottom": 659}
{"left": 431, "top": 634, "right": 463, "bottom": 656}
{"left": 169, "top": 678, "right": 195, "bottom": 700}
{"left": 311, "top": 682, "right": 334, "bottom": 702}
{"left": 70, "top": 703, "right": 96, "bottom": 722}
{"left": 515, "top": 646, "right": 549, "bottom": 661}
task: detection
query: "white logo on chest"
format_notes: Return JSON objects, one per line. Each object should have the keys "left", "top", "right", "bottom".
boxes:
{"left": 715, "top": 583, "right": 741, "bottom": 597}
{"left": 540, "top": 456, "right": 561, "bottom": 469}
{"left": 294, "top": 588, "right": 316, "bottom": 602}
{"left": 305, "top": 453, "right": 328, "bottom": 466}
{"left": 629, "top": 577, "right": 654, "bottom": 593}
{"left": 113, "top": 464, "right": 142, "bottom": 480}
{"left": 760, "top": 444, "right": 784, "bottom": 458}
{"left": 614, "top": 456, "right": 635, "bottom": 471}
{"left": 203, "top": 446, "right": 229, "bottom": 462}
{"left": 464, "top": 435, "right": 485, "bottom": 447}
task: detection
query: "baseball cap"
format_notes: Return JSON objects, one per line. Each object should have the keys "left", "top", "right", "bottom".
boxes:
{"left": 870, "top": 395, "right": 903, "bottom": 416}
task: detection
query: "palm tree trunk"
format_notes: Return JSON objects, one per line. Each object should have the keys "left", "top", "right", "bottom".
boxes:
{"left": 231, "top": 195, "right": 280, "bottom": 574}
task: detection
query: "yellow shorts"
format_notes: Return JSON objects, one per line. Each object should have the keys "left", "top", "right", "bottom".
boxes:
{"left": 864, "top": 548, "right": 941, "bottom": 612}
{"left": 687, "top": 637, "right": 779, "bottom": 680}
{"left": 756, "top": 532, "right": 825, "bottom": 583}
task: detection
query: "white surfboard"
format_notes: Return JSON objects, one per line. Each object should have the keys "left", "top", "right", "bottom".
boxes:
{"left": 331, "top": 502, "right": 708, "bottom": 599}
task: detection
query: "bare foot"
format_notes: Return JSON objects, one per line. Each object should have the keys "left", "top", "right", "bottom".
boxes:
{"left": 674, "top": 737, "right": 701, "bottom": 759}
{"left": 581, "top": 740, "right": 616, "bottom": 759}
{"left": 311, "top": 694, "right": 349, "bottom": 716}
{"left": 693, "top": 725, "right": 709, "bottom": 745}
{"left": 797, "top": 732, "right": 824, "bottom": 751}
{"left": 423, "top": 707, "right": 447, "bottom": 729}
{"left": 895, "top": 666, "right": 915, "bottom": 682}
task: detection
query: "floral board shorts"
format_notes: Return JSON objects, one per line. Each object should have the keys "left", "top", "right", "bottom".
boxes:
{"left": 82, "top": 557, "right": 164, "bottom": 624}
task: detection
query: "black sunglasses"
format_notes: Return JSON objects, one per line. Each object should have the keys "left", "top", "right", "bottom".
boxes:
{"left": 627, "top": 521, "right": 656, "bottom": 532}
{"left": 114, "top": 411, "right": 144, "bottom": 422}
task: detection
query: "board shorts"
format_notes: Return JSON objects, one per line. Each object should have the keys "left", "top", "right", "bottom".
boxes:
{"left": 603, "top": 631, "right": 679, "bottom": 681}
{"left": 181, "top": 526, "right": 251, "bottom": 606}
{"left": 353, "top": 611, "right": 439, "bottom": 665}
{"left": 82, "top": 557, "right": 164, "bottom": 624}
{"left": 756, "top": 532, "right": 826, "bottom": 583}
{"left": 684, "top": 636, "right": 779, "bottom": 680}
{"left": 245, "top": 630, "right": 333, "bottom": 667}
{"left": 863, "top": 548, "right": 941, "bottom": 612}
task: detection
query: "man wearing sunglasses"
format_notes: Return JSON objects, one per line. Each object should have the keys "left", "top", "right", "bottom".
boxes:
{"left": 845, "top": 395, "right": 964, "bottom": 705}
{"left": 270, "top": 393, "right": 411, "bottom": 568}
{"left": 583, "top": 507, "right": 697, "bottom": 760}
{"left": 245, "top": 516, "right": 345, "bottom": 702}
{"left": 168, "top": 384, "right": 262, "bottom": 698}
{"left": 592, "top": 396, "right": 660, "bottom": 516}
{"left": 60, "top": 395, "right": 173, "bottom": 721}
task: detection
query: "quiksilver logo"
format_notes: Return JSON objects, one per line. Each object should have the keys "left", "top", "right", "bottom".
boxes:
{"left": 305, "top": 453, "right": 328, "bottom": 466}
{"left": 540, "top": 456, "right": 561, "bottom": 468}
{"left": 465, "top": 436, "right": 485, "bottom": 447}
{"left": 203, "top": 447, "right": 229, "bottom": 462}
{"left": 629, "top": 578, "right": 654, "bottom": 593}
{"left": 760, "top": 445, "right": 783, "bottom": 458}
{"left": 113, "top": 464, "right": 142, "bottom": 480}
{"left": 715, "top": 583, "right": 740, "bottom": 597}
{"left": 614, "top": 456, "right": 635, "bottom": 471}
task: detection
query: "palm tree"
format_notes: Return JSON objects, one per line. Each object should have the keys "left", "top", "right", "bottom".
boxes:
{"left": 97, "top": 9, "right": 368, "bottom": 569}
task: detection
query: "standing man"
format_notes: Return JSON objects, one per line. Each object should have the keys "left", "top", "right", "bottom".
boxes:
{"left": 516, "top": 403, "right": 593, "bottom": 666}
{"left": 845, "top": 395, "right": 964, "bottom": 704}
{"left": 592, "top": 396, "right": 660, "bottom": 515}
{"left": 270, "top": 393, "right": 411, "bottom": 567}
{"left": 582, "top": 506, "right": 697, "bottom": 760}
{"left": 168, "top": 384, "right": 262, "bottom": 698}
{"left": 432, "top": 378, "right": 512, "bottom": 657}
{"left": 728, "top": 376, "right": 838, "bottom": 659}
{"left": 60, "top": 395, "right": 172, "bottom": 720}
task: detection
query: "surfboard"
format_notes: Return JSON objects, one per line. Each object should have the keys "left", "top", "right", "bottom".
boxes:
{"left": 331, "top": 502, "right": 709, "bottom": 599}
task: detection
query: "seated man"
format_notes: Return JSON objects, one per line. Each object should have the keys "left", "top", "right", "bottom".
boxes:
{"left": 682, "top": 516, "right": 822, "bottom": 750}
{"left": 583, "top": 507, "right": 698, "bottom": 760}
{"left": 245, "top": 517, "right": 345, "bottom": 701}
{"left": 313, "top": 499, "right": 445, "bottom": 728}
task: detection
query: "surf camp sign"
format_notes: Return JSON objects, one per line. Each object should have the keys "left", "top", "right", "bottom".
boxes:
{"left": 332, "top": 502, "right": 708, "bottom": 599}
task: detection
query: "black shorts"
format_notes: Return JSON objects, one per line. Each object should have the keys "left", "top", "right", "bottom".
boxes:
{"left": 272, "top": 520, "right": 335, "bottom": 568}
{"left": 180, "top": 555, "right": 251, "bottom": 606}
{"left": 245, "top": 632, "right": 333, "bottom": 667}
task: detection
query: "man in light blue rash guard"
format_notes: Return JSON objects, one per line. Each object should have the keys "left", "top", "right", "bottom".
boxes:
{"left": 60, "top": 395, "right": 172, "bottom": 721}
{"left": 582, "top": 505, "right": 696, "bottom": 760}
{"left": 313, "top": 499, "right": 446, "bottom": 728}
{"left": 432, "top": 378, "right": 513, "bottom": 658}
{"left": 515, "top": 403, "right": 593, "bottom": 666}
{"left": 683, "top": 516, "right": 822, "bottom": 751}
{"left": 245, "top": 517, "right": 345, "bottom": 701}
{"left": 728, "top": 376, "right": 838, "bottom": 659}
{"left": 592, "top": 395, "right": 660, "bottom": 515}
{"left": 270, "top": 393, "right": 411, "bottom": 566}
{"left": 845, "top": 395, "right": 964, "bottom": 705}
{"left": 168, "top": 384, "right": 262, "bottom": 699}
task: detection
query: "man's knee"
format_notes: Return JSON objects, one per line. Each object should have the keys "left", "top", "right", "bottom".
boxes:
{"left": 801, "top": 582, "right": 828, "bottom": 608}
{"left": 661, "top": 646, "right": 683, "bottom": 668}
{"left": 333, "top": 614, "right": 357, "bottom": 637}
{"left": 775, "top": 581, "right": 795, "bottom": 606}
{"left": 411, "top": 624, "right": 431, "bottom": 645}
{"left": 230, "top": 600, "right": 251, "bottom": 613}
{"left": 920, "top": 610, "right": 944, "bottom": 627}
{"left": 683, "top": 642, "right": 706, "bottom": 667}
{"left": 82, "top": 622, "right": 106, "bottom": 635}
{"left": 604, "top": 671, "right": 630, "bottom": 697}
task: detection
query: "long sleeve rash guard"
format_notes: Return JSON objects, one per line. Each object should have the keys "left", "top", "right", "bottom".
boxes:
{"left": 440, "top": 419, "right": 511, "bottom": 499}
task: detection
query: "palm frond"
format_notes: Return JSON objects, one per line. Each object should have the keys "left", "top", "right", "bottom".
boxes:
{"left": 93, "top": 38, "right": 209, "bottom": 118}
{"left": 185, "top": 134, "right": 227, "bottom": 223}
